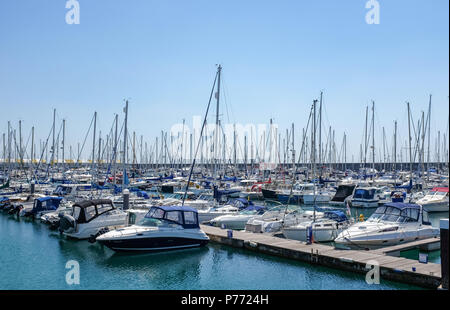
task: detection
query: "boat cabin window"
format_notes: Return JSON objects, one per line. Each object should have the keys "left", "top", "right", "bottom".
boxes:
{"left": 371, "top": 206, "right": 421, "bottom": 223}
{"left": 85, "top": 206, "right": 97, "bottom": 222}
{"left": 96, "top": 203, "right": 114, "bottom": 215}
{"left": 164, "top": 211, "right": 183, "bottom": 225}
{"left": 184, "top": 211, "right": 198, "bottom": 226}
{"left": 422, "top": 210, "right": 430, "bottom": 225}
{"left": 72, "top": 206, "right": 81, "bottom": 220}
{"left": 146, "top": 207, "right": 164, "bottom": 219}
{"left": 399, "top": 208, "right": 419, "bottom": 222}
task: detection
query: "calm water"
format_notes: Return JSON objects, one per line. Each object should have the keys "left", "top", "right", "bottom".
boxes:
{"left": 0, "top": 207, "right": 446, "bottom": 290}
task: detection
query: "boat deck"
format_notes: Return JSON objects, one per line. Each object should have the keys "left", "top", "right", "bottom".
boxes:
{"left": 200, "top": 225, "right": 442, "bottom": 288}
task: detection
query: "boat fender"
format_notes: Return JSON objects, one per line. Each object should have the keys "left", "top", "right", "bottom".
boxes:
{"left": 244, "top": 240, "right": 258, "bottom": 248}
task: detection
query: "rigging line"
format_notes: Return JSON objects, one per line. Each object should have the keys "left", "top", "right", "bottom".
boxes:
{"left": 33, "top": 123, "right": 54, "bottom": 175}
{"left": 11, "top": 131, "right": 31, "bottom": 183}
{"left": 99, "top": 116, "right": 119, "bottom": 163}
{"left": 76, "top": 113, "right": 95, "bottom": 164}
{"left": 181, "top": 69, "right": 219, "bottom": 206}
{"left": 97, "top": 120, "right": 125, "bottom": 198}
{"left": 281, "top": 103, "right": 314, "bottom": 225}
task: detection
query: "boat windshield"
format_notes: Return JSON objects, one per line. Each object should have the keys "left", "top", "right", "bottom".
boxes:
{"left": 198, "top": 194, "right": 213, "bottom": 201}
{"left": 368, "top": 206, "right": 419, "bottom": 223}
{"left": 143, "top": 207, "right": 184, "bottom": 227}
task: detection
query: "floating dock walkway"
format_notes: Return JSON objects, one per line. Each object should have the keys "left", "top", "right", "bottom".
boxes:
{"left": 200, "top": 225, "right": 442, "bottom": 289}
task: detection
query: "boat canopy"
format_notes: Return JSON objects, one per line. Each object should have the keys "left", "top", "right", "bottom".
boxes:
{"left": 370, "top": 202, "right": 428, "bottom": 224}
{"left": 137, "top": 190, "right": 150, "bottom": 199}
{"left": 71, "top": 199, "right": 116, "bottom": 224}
{"left": 331, "top": 185, "right": 356, "bottom": 202}
{"left": 353, "top": 188, "right": 376, "bottom": 199}
{"left": 73, "top": 199, "right": 114, "bottom": 209}
{"left": 32, "top": 196, "right": 63, "bottom": 214}
{"left": 324, "top": 210, "right": 347, "bottom": 222}
{"left": 145, "top": 206, "right": 200, "bottom": 229}
{"left": 36, "top": 196, "right": 63, "bottom": 203}
{"left": 383, "top": 202, "right": 421, "bottom": 210}
{"left": 156, "top": 205, "right": 198, "bottom": 213}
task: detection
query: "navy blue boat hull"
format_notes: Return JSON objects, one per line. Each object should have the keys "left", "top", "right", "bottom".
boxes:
{"left": 98, "top": 237, "right": 209, "bottom": 252}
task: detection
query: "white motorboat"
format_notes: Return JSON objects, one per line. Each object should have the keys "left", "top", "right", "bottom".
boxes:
{"left": 350, "top": 186, "right": 389, "bottom": 208}
{"left": 209, "top": 205, "right": 266, "bottom": 230}
{"left": 415, "top": 187, "right": 449, "bottom": 212}
{"left": 197, "top": 205, "right": 240, "bottom": 223}
{"left": 334, "top": 202, "right": 439, "bottom": 250}
{"left": 96, "top": 206, "right": 209, "bottom": 252}
{"left": 58, "top": 199, "right": 128, "bottom": 240}
{"left": 302, "top": 190, "right": 333, "bottom": 205}
{"left": 245, "top": 208, "right": 324, "bottom": 234}
{"left": 282, "top": 210, "right": 350, "bottom": 242}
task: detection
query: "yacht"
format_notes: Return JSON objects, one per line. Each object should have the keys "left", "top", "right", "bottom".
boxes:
{"left": 282, "top": 210, "right": 350, "bottom": 242}
{"left": 245, "top": 207, "right": 324, "bottom": 234}
{"left": 209, "top": 205, "right": 266, "bottom": 230}
{"left": 334, "top": 202, "right": 439, "bottom": 250}
{"left": 96, "top": 206, "right": 209, "bottom": 252}
{"left": 350, "top": 186, "right": 389, "bottom": 208}
{"left": 302, "top": 189, "right": 334, "bottom": 205}
{"left": 58, "top": 199, "right": 128, "bottom": 240}
{"left": 415, "top": 187, "right": 449, "bottom": 212}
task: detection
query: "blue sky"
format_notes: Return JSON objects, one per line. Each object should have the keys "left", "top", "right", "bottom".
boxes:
{"left": 0, "top": 0, "right": 448, "bottom": 162}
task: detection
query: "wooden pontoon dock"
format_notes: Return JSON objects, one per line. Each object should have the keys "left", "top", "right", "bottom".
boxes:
{"left": 201, "top": 225, "right": 442, "bottom": 289}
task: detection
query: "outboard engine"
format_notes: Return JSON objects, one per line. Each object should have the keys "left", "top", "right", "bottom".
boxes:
{"left": 8, "top": 204, "right": 22, "bottom": 215}
{"left": 58, "top": 213, "right": 76, "bottom": 234}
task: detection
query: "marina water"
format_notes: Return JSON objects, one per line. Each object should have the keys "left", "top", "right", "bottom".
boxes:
{"left": 1, "top": 206, "right": 446, "bottom": 290}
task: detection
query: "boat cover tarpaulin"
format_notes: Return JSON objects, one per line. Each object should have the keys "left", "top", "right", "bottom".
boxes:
{"left": 331, "top": 185, "right": 356, "bottom": 202}
{"left": 431, "top": 187, "right": 449, "bottom": 192}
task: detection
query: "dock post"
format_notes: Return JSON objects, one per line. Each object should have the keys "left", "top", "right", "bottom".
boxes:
{"left": 30, "top": 180, "right": 35, "bottom": 194}
{"left": 440, "top": 219, "right": 448, "bottom": 289}
{"left": 123, "top": 189, "right": 130, "bottom": 210}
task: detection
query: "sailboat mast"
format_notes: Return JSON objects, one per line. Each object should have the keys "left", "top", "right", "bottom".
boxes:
{"left": 319, "top": 91, "right": 322, "bottom": 170}
{"left": 427, "top": 95, "right": 431, "bottom": 182}
{"left": 394, "top": 120, "right": 397, "bottom": 172}
{"left": 113, "top": 114, "right": 118, "bottom": 184}
{"left": 92, "top": 111, "right": 97, "bottom": 181}
{"left": 372, "top": 101, "right": 375, "bottom": 174}
{"left": 312, "top": 99, "right": 317, "bottom": 222}
{"left": 214, "top": 65, "right": 222, "bottom": 176}
{"left": 52, "top": 109, "right": 55, "bottom": 167}
{"left": 62, "top": 119, "right": 65, "bottom": 172}
{"left": 407, "top": 102, "right": 413, "bottom": 181}
{"left": 123, "top": 100, "right": 128, "bottom": 190}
